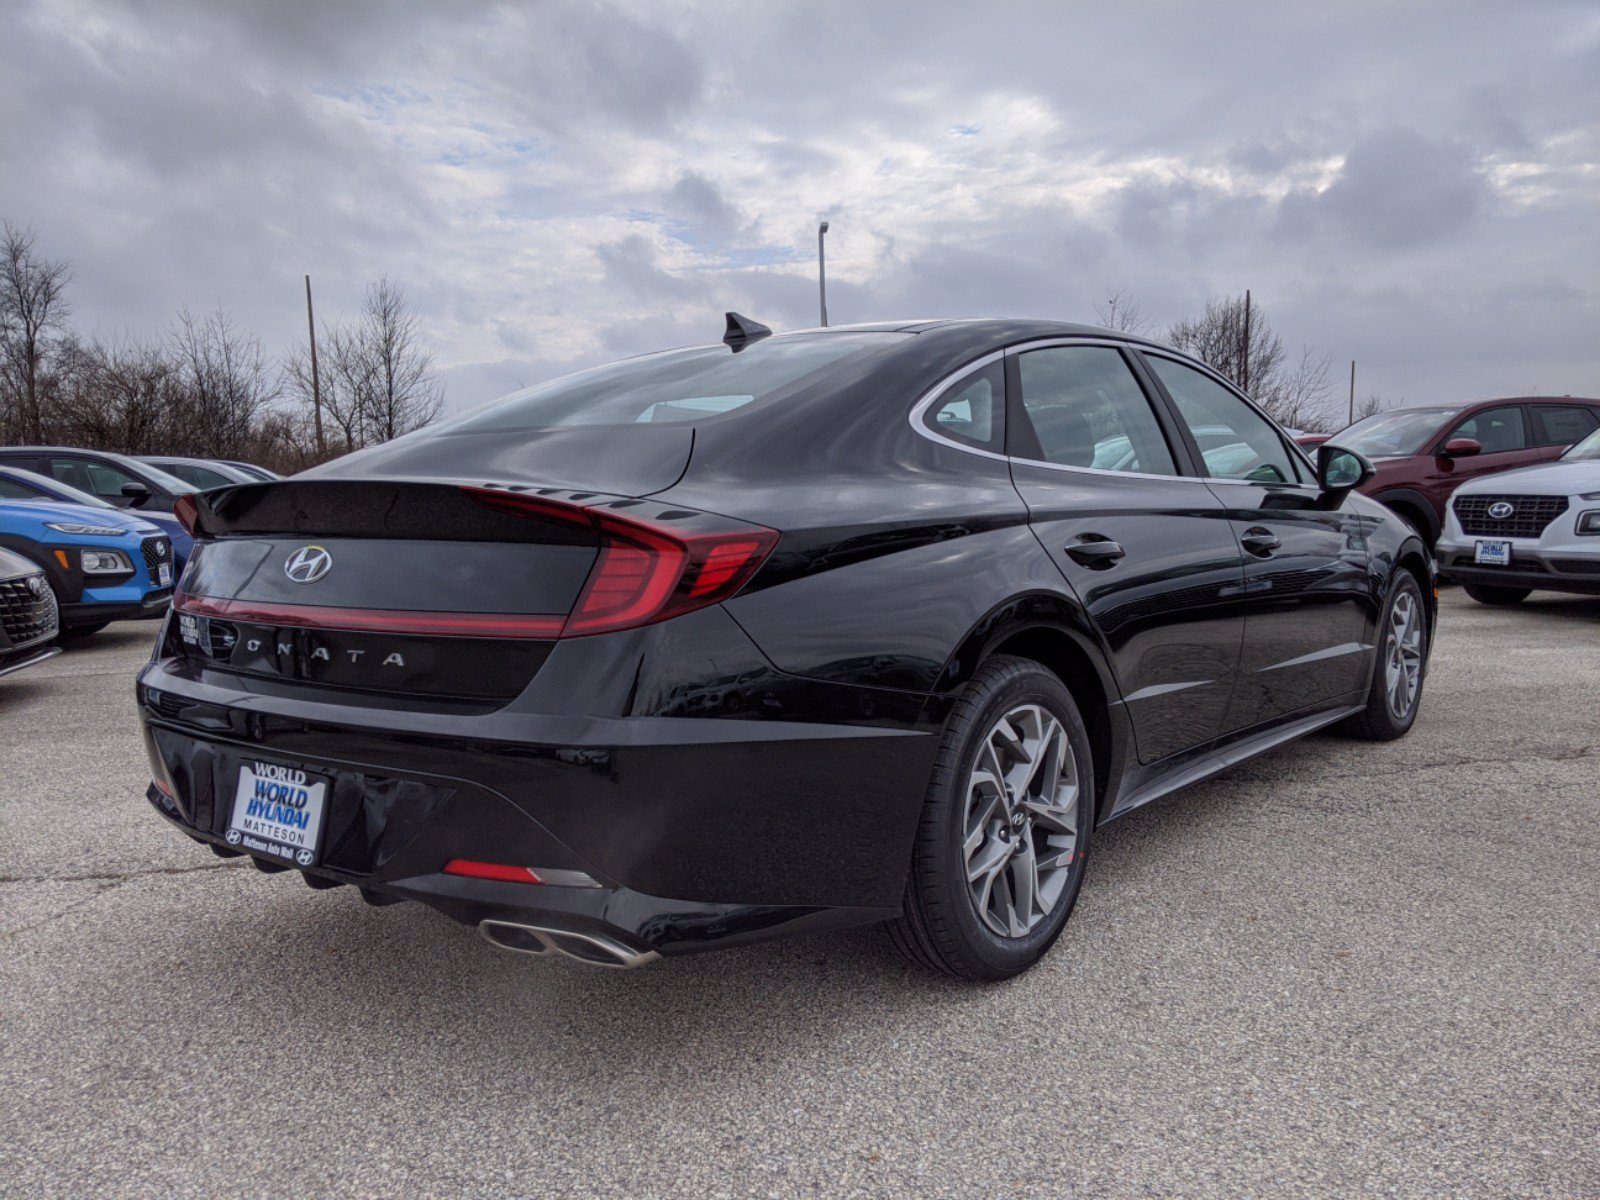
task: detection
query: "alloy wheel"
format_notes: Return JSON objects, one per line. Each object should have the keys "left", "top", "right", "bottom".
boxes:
{"left": 1384, "top": 588, "right": 1424, "bottom": 719}
{"left": 962, "top": 704, "right": 1081, "bottom": 939}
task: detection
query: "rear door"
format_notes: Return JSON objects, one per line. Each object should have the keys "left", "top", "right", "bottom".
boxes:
{"left": 1139, "top": 352, "right": 1372, "bottom": 731}
{"left": 1005, "top": 342, "right": 1246, "bottom": 765}
{"left": 1530, "top": 404, "right": 1600, "bottom": 454}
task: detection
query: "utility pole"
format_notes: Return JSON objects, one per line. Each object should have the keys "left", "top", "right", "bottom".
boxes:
{"left": 305, "top": 275, "right": 325, "bottom": 457}
{"left": 817, "top": 221, "right": 829, "bottom": 327}
{"left": 1240, "top": 289, "right": 1252, "bottom": 393}
{"left": 1349, "top": 360, "right": 1356, "bottom": 426}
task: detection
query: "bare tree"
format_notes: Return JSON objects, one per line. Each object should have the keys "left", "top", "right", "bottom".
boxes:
{"left": 286, "top": 276, "right": 441, "bottom": 452}
{"left": 1167, "top": 293, "right": 1335, "bottom": 430}
{"left": 50, "top": 334, "right": 177, "bottom": 452}
{"left": 1094, "top": 288, "right": 1150, "bottom": 335}
{"left": 167, "top": 306, "right": 279, "bottom": 458}
{"left": 0, "top": 222, "right": 73, "bottom": 442}
{"left": 1351, "top": 391, "right": 1394, "bottom": 423}
{"left": 351, "top": 277, "right": 442, "bottom": 442}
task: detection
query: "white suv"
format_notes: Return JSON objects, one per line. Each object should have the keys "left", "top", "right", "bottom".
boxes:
{"left": 1437, "top": 426, "right": 1600, "bottom": 604}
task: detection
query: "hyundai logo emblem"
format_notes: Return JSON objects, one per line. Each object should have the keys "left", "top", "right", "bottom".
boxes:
{"left": 1487, "top": 501, "right": 1515, "bottom": 520}
{"left": 27, "top": 575, "right": 44, "bottom": 597}
{"left": 284, "top": 544, "right": 333, "bottom": 584}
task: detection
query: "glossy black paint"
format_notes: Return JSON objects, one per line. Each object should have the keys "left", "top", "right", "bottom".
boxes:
{"left": 137, "top": 319, "right": 1432, "bottom": 960}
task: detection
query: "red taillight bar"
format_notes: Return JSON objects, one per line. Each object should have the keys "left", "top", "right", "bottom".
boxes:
{"left": 173, "top": 489, "right": 779, "bottom": 643}
{"left": 464, "top": 487, "right": 778, "bottom": 638}
{"left": 174, "top": 593, "right": 566, "bottom": 639}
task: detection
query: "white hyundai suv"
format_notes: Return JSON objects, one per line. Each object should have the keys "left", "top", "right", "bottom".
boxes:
{"left": 1437, "top": 425, "right": 1600, "bottom": 605}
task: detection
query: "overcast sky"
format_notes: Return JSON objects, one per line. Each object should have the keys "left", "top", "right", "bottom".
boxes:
{"left": 2, "top": 0, "right": 1596, "bottom": 419}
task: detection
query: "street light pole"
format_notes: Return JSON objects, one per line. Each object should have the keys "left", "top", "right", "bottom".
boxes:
{"left": 817, "top": 221, "right": 829, "bottom": 327}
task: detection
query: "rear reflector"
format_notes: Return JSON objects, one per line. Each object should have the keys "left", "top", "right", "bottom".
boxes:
{"left": 443, "top": 859, "right": 543, "bottom": 885}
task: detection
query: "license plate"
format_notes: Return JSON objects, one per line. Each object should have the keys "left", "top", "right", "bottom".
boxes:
{"left": 157, "top": 563, "right": 173, "bottom": 587}
{"left": 1474, "top": 539, "right": 1513, "bottom": 567}
{"left": 225, "top": 761, "right": 329, "bottom": 867}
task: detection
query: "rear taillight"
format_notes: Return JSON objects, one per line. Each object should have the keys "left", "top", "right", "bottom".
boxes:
{"left": 173, "top": 493, "right": 200, "bottom": 537}
{"left": 464, "top": 488, "right": 777, "bottom": 637}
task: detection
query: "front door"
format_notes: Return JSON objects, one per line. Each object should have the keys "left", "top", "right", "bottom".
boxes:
{"left": 1139, "top": 352, "right": 1372, "bottom": 731}
{"left": 1006, "top": 343, "right": 1247, "bottom": 765}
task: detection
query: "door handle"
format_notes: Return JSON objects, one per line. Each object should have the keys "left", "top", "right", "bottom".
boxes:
{"left": 1065, "top": 536, "right": 1125, "bottom": 568}
{"left": 1240, "top": 527, "right": 1281, "bottom": 557}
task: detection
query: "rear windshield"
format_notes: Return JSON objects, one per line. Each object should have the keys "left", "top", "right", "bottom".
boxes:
{"left": 438, "top": 332, "right": 907, "bottom": 434}
{"left": 1563, "top": 427, "right": 1600, "bottom": 461}
{"left": 1331, "top": 408, "right": 1455, "bottom": 458}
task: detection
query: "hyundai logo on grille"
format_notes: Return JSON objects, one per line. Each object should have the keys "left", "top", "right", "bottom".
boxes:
{"left": 1487, "top": 501, "right": 1516, "bottom": 519}
{"left": 284, "top": 545, "right": 333, "bottom": 584}
{"left": 27, "top": 575, "right": 44, "bottom": 597}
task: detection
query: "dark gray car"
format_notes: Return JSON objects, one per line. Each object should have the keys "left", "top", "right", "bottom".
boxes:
{"left": 0, "top": 545, "right": 60, "bottom": 679}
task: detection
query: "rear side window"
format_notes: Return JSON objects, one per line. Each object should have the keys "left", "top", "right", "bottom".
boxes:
{"left": 1446, "top": 406, "right": 1526, "bottom": 454}
{"left": 438, "top": 332, "right": 908, "bottom": 433}
{"left": 1144, "top": 355, "right": 1303, "bottom": 483}
{"left": 164, "top": 463, "right": 236, "bottom": 490}
{"left": 923, "top": 360, "right": 1004, "bottom": 451}
{"left": 1014, "top": 346, "right": 1177, "bottom": 475}
{"left": 1531, "top": 404, "right": 1598, "bottom": 447}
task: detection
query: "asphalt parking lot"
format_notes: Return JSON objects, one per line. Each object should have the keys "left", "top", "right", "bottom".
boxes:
{"left": 2, "top": 589, "right": 1597, "bottom": 1199}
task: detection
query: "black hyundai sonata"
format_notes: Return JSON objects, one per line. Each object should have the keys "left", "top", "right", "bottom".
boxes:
{"left": 138, "top": 316, "right": 1433, "bottom": 980}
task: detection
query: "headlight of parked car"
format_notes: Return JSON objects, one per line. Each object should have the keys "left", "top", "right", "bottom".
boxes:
{"left": 1576, "top": 510, "right": 1600, "bottom": 535}
{"left": 46, "top": 522, "right": 129, "bottom": 537}
{"left": 80, "top": 549, "right": 134, "bottom": 574}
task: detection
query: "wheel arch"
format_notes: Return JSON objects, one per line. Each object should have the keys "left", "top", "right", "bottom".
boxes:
{"left": 1373, "top": 489, "right": 1439, "bottom": 543}
{"left": 936, "top": 593, "right": 1127, "bottom": 823}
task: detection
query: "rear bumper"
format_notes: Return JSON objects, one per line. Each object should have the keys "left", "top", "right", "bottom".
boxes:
{"left": 136, "top": 656, "right": 930, "bottom": 957}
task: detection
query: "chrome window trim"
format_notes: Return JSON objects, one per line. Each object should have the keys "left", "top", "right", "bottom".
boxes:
{"left": 905, "top": 337, "right": 1211, "bottom": 484}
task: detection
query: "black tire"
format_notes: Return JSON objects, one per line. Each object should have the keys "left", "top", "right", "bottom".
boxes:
{"left": 1462, "top": 583, "right": 1532, "bottom": 606}
{"left": 1341, "top": 569, "right": 1429, "bottom": 741}
{"left": 888, "top": 655, "right": 1095, "bottom": 982}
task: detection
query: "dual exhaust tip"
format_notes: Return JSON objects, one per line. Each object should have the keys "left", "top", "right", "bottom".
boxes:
{"left": 478, "top": 919, "right": 660, "bottom": 969}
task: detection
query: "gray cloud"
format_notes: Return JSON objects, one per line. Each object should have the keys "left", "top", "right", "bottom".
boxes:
{"left": 0, "top": 0, "right": 1595, "bottom": 419}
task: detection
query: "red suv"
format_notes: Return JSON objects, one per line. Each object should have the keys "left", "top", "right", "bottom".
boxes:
{"left": 1328, "top": 396, "right": 1600, "bottom": 542}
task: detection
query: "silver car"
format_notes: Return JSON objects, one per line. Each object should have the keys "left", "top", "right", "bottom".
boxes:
{"left": 1436, "top": 426, "right": 1600, "bottom": 604}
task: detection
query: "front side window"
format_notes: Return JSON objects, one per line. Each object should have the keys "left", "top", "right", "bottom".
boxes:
{"left": 1532, "top": 404, "right": 1598, "bottom": 447}
{"left": 1144, "top": 355, "right": 1301, "bottom": 483}
{"left": 1014, "top": 346, "right": 1177, "bottom": 475}
{"left": 1446, "top": 406, "right": 1526, "bottom": 454}
{"left": 924, "top": 360, "right": 1004, "bottom": 451}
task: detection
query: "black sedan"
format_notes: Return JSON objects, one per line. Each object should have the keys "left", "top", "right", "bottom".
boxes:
{"left": 138, "top": 317, "right": 1432, "bottom": 980}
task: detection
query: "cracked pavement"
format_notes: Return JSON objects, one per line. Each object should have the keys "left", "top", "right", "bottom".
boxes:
{"left": 2, "top": 589, "right": 1598, "bottom": 1198}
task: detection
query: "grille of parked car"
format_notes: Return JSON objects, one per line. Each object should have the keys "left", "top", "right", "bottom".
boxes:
{"left": 1454, "top": 494, "right": 1570, "bottom": 538}
{"left": 0, "top": 575, "right": 60, "bottom": 648}
{"left": 140, "top": 536, "right": 172, "bottom": 574}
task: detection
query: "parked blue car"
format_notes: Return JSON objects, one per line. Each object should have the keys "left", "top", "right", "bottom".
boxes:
{"left": 0, "top": 498, "right": 177, "bottom": 636}
{"left": 0, "top": 465, "right": 193, "bottom": 571}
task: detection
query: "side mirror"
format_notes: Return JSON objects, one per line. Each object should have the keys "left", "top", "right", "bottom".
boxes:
{"left": 120, "top": 481, "right": 152, "bottom": 508}
{"left": 1442, "top": 437, "right": 1482, "bottom": 458}
{"left": 1317, "top": 444, "right": 1374, "bottom": 494}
